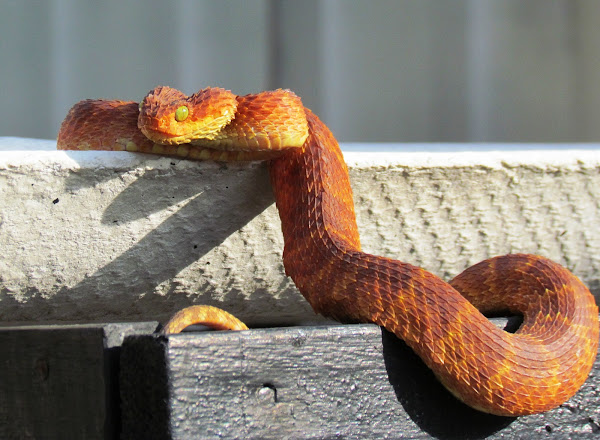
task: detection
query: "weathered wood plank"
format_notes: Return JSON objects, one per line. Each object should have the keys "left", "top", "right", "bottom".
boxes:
{"left": 0, "top": 322, "right": 158, "bottom": 440}
{"left": 120, "top": 319, "right": 600, "bottom": 440}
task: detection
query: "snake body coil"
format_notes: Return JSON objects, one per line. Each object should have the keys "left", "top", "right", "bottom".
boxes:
{"left": 58, "top": 86, "right": 599, "bottom": 416}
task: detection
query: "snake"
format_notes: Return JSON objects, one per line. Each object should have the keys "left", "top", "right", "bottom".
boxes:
{"left": 57, "top": 86, "right": 599, "bottom": 417}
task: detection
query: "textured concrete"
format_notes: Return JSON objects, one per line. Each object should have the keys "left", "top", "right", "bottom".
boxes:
{"left": 1, "top": 137, "right": 599, "bottom": 326}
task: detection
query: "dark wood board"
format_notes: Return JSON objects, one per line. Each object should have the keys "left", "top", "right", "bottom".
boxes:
{"left": 0, "top": 322, "right": 158, "bottom": 440}
{"left": 120, "top": 319, "right": 600, "bottom": 440}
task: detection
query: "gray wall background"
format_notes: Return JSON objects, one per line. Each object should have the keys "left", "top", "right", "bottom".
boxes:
{"left": 1, "top": 0, "right": 599, "bottom": 143}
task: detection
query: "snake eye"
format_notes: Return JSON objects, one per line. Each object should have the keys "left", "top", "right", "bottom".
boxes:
{"left": 175, "top": 106, "right": 189, "bottom": 122}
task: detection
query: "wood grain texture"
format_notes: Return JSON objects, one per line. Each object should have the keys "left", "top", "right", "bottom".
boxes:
{"left": 120, "top": 320, "right": 600, "bottom": 440}
{"left": 0, "top": 322, "right": 157, "bottom": 440}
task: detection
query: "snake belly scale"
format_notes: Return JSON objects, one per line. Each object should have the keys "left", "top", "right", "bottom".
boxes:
{"left": 57, "top": 86, "right": 599, "bottom": 417}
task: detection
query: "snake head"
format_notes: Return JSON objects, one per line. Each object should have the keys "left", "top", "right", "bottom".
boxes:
{"left": 138, "top": 86, "right": 238, "bottom": 145}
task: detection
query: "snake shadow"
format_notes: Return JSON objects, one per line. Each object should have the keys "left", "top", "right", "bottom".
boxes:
{"left": 381, "top": 327, "right": 516, "bottom": 439}
{"left": 39, "top": 156, "right": 281, "bottom": 323}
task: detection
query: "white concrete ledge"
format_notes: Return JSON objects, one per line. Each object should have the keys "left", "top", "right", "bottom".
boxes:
{"left": 1, "top": 137, "right": 599, "bottom": 325}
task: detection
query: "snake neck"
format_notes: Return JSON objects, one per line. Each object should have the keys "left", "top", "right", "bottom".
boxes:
{"left": 269, "top": 109, "right": 363, "bottom": 319}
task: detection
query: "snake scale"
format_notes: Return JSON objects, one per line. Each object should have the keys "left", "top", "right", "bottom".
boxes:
{"left": 57, "top": 86, "right": 599, "bottom": 416}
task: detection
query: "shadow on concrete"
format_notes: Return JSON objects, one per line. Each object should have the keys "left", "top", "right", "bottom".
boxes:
{"left": 2, "top": 159, "right": 300, "bottom": 325}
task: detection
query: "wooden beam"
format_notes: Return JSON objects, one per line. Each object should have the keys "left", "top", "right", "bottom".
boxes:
{"left": 121, "top": 319, "right": 600, "bottom": 439}
{"left": 0, "top": 322, "right": 157, "bottom": 440}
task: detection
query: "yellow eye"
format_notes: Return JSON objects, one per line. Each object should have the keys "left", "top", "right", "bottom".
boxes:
{"left": 175, "top": 106, "right": 189, "bottom": 122}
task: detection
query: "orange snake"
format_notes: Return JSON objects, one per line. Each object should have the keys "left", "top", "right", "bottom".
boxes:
{"left": 57, "top": 86, "right": 599, "bottom": 416}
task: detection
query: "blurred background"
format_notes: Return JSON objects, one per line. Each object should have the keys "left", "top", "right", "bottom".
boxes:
{"left": 1, "top": 0, "right": 599, "bottom": 143}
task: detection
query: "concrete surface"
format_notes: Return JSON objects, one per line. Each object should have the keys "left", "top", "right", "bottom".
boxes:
{"left": 1, "top": 137, "right": 599, "bottom": 326}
